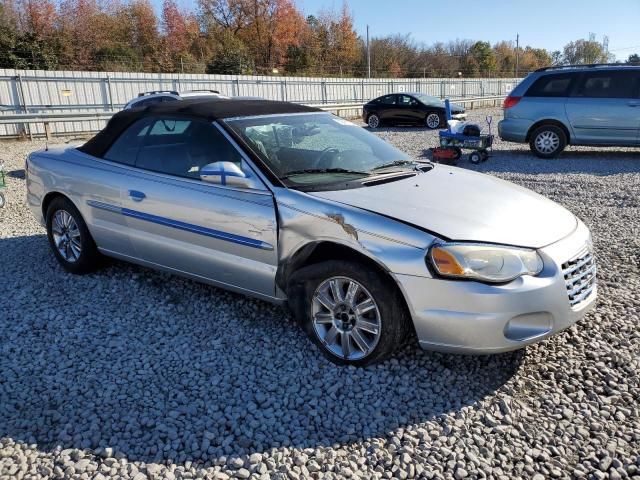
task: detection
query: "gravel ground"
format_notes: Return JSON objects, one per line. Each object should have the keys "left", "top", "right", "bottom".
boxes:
{"left": 1, "top": 108, "right": 639, "bottom": 480}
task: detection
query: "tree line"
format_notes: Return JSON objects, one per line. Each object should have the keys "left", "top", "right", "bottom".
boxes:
{"left": 0, "top": 0, "right": 637, "bottom": 77}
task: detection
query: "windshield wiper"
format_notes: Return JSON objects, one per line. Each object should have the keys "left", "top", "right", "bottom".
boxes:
{"left": 281, "top": 168, "right": 369, "bottom": 179}
{"left": 370, "top": 160, "right": 416, "bottom": 171}
{"left": 371, "top": 159, "right": 434, "bottom": 173}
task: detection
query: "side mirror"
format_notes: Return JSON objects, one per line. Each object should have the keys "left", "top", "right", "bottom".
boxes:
{"left": 199, "top": 161, "right": 258, "bottom": 189}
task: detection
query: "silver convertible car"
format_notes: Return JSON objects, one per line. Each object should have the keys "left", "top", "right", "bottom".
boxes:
{"left": 26, "top": 99, "right": 597, "bottom": 365}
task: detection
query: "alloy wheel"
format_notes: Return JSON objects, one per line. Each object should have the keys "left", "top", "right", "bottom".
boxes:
{"left": 51, "top": 210, "right": 82, "bottom": 262}
{"left": 426, "top": 113, "right": 441, "bottom": 129}
{"left": 311, "top": 276, "right": 382, "bottom": 361}
{"left": 368, "top": 115, "right": 380, "bottom": 128}
{"left": 534, "top": 130, "right": 560, "bottom": 155}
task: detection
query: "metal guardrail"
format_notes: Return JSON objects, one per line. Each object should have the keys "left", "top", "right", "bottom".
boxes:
{"left": 0, "top": 96, "right": 506, "bottom": 140}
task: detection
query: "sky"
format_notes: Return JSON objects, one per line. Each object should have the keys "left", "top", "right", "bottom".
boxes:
{"left": 169, "top": 0, "right": 640, "bottom": 58}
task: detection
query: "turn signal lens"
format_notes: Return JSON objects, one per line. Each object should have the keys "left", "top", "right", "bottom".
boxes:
{"left": 429, "top": 243, "right": 543, "bottom": 283}
{"left": 431, "top": 247, "right": 465, "bottom": 275}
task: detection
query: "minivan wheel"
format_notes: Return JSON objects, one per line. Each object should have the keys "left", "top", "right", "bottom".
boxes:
{"left": 425, "top": 112, "right": 442, "bottom": 129}
{"left": 367, "top": 114, "right": 380, "bottom": 129}
{"left": 287, "top": 260, "right": 409, "bottom": 366}
{"left": 529, "top": 125, "right": 567, "bottom": 158}
{"left": 46, "top": 196, "right": 101, "bottom": 274}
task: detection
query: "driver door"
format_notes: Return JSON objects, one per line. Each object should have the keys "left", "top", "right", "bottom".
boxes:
{"left": 397, "top": 95, "right": 422, "bottom": 122}
{"left": 107, "top": 117, "right": 279, "bottom": 298}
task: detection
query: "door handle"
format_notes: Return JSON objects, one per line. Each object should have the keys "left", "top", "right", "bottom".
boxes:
{"left": 629, "top": 101, "right": 640, "bottom": 107}
{"left": 128, "top": 190, "right": 146, "bottom": 202}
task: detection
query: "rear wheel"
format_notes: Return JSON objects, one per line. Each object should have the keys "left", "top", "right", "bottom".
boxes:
{"left": 46, "top": 196, "right": 101, "bottom": 274}
{"left": 529, "top": 125, "right": 567, "bottom": 158}
{"left": 425, "top": 112, "right": 442, "bottom": 129}
{"left": 367, "top": 113, "right": 380, "bottom": 129}
{"left": 287, "top": 260, "right": 409, "bottom": 366}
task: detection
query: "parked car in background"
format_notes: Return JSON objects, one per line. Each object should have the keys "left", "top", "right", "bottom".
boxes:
{"left": 363, "top": 93, "right": 466, "bottom": 129}
{"left": 26, "top": 99, "right": 595, "bottom": 366}
{"left": 499, "top": 64, "right": 640, "bottom": 158}
{"left": 123, "top": 90, "right": 229, "bottom": 109}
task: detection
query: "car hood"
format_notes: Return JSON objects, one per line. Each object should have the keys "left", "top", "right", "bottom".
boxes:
{"left": 310, "top": 165, "right": 577, "bottom": 249}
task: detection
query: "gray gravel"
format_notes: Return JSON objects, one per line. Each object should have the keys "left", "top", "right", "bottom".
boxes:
{"left": 1, "top": 110, "right": 639, "bottom": 479}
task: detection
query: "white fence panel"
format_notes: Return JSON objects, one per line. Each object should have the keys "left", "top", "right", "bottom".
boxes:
{"left": 0, "top": 68, "right": 521, "bottom": 138}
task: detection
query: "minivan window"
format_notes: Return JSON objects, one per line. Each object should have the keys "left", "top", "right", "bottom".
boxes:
{"left": 525, "top": 74, "right": 575, "bottom": 97}
{"left": 574, "top": 71, "right": 640, "bottom": 98}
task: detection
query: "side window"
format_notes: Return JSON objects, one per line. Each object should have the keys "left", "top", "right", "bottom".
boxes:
{"left": 575, "top": 71, "right": 638, "bottom": 98}
{"left": 525, "top": 74, "right": 575, "bottom": 97}
{"left": 399, "top": 95, "right": 418, "bottom": 106}
{"left": 380, "top": 95, "right": 397, "bottom": 105}
{"left": 134, "top": 118, "right": 244, "bottom": 179}
{"left": 103, "top": 118, "right": 154, "bottom": 166}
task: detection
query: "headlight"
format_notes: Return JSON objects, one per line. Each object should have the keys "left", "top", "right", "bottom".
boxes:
{"left": 429, "top": 243, "right": 543, "bottom": 283}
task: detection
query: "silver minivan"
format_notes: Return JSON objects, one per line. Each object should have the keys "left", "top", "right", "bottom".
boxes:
{"left": 499, "top": 64, "right": 640, "bottom": 157}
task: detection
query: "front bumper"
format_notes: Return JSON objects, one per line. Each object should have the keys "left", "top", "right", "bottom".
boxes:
{"left": 396, "top": 221, "right": 596, "bottom": 353}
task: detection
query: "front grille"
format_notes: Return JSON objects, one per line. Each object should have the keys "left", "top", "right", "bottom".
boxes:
{"left": 562, "top": 249, "right": 596, "bottom": 307}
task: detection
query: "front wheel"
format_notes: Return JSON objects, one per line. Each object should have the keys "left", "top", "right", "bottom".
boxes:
{"left": 529, "top": 125, "right": 567, "bottom": 158}
{"left": 287, "top": 260, "right": 409, "bottom": 366}
{"left": 0, "top": 191, "right": 5, "bottom": 208}
{"left": 46, "top": 196, "right": 101, "bottom": 274}
{"left": 425, "top": 112, "right": 442, "bottom": 129}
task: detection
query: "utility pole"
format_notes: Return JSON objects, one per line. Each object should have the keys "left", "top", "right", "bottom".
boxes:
{"left": 366, "top": 25, "right": 371, "bottom": 78}
{"left": 515, "top": 33, "right": 520, "bottom": 77}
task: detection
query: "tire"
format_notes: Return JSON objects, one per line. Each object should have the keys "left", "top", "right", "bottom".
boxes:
{"left": 469, "top": 151, "right": 482, "bottom": 164}
{"left": 46, "top": 196, "right": 101, "bottom": 274}
{"left": 367, "top": 113, "right": 380, "bottom": 129}
{"left": 425, "top": 112, "right": 442, "bottom": 129}
{"left": 0, "top": 191, "right": 5, "bottom": 208}
{"left": 287, "top": 260, "right": 410, "bottom": 366}
{"left": 529, "top": 124, "right": 567, "bottom": 158}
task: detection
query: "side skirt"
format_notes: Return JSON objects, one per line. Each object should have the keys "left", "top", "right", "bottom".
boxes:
{"left": 98, "top": 247, "right": 288, "bottom": 305}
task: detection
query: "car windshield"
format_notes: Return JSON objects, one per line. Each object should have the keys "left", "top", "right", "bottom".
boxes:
{"left": 224, "top": 113, "right": 414, "bottom": 187}
{"left": 413, "top": 94, "right": 443, "bottom": 107}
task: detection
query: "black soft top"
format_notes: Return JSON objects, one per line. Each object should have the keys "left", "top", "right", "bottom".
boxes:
{"left": 79, "top": 98, "right": 322, "bottom": 158}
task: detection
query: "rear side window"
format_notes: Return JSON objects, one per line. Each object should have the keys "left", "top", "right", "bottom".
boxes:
{"left": 103, "top": 117, "right": 243, "bottom": 179}
{"left": 376, "top": 95, "right": 397, "bottom": 105}
{"left": 135, "top": 118, "right": 243, "bottom": 179}
{"left": 574, "top": 71, "right": 640, "bottom": 98}
{"left": 103, "top": 118, "right": 154, "bottom": 166}
{"left": 525, "top": 74, "right": 575, "bottom": 97}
